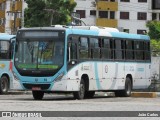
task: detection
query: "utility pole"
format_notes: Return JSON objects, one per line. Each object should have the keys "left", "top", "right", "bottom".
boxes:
{"left": 44, "top": 9, "right": 58, "bottom": 26}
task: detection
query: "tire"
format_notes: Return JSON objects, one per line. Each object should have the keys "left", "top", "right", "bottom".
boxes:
{"left": 0, "top": 76, "right": 9, "bottom": 94}
{"left": 115, "top": 77, "right": 132, "bottom": 97}
{"left": 73, "top": 78, "right": 85, "bottom": 100}
{"left": 84, "top": 91, "right": 95, "bottom": 98}
{"left": 32, "top": 91, "right": 44, "bottom": 100}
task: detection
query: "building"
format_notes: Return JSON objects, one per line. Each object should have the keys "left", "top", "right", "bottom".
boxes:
{"left": 0, "top": 0, "right": 27, "bottom": 34}
{"left": 74, "top": 0, "right": 160, "bottom": 34}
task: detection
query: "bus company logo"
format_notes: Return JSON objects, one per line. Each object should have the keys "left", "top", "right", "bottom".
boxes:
{"left": 2, "top": 112, "right": 11, "bottom": 117}
{"left": 0, "top": 64, "right": 5, "bottom": 69}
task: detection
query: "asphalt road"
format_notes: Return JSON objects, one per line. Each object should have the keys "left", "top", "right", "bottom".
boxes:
{"left": 0, "top": 92, "right": 160, "bottom": 120}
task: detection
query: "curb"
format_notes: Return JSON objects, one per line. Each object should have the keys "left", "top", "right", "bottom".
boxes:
{"left": 131, "top": 92, "right": 158, "bottom": 98}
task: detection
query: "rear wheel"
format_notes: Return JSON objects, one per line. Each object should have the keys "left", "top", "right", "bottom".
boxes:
{"left": 115, "top": 77, "right": 132, "bottom": 97}
{"left": 73, "top": 79, "right": 85, "bottom": 100}
{"left": 85, "top": 91, "right": 95, "bottom": 98}
{"left": 32, "top": 91, "right": 44, "bottom": 100}
{"left": 0, "top": 76, "right": 9, "bottom": 94}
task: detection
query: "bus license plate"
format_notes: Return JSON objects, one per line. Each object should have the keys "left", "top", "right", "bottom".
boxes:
{"left": 32, "top": 87, "right": 41, "bottom": 91}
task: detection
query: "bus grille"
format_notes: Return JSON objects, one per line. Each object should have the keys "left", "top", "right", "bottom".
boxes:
{"left": 23, "top": 83, "right": 50, "bottom": 90}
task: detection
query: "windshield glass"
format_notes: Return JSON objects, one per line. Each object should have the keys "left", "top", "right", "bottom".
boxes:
{"left": 15, "top": 40, "right": 64, "bottom": 71}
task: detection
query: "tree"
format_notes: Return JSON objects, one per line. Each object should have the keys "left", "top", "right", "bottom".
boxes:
{"left": 24, "top": 0, "right": 48, "bottom": 27}
{"left": 24, "top": 0, "right": 76, "bottom": 27}
{"left": 146, "top": 21, "right": 160, "bottom": 40}
{"left": 146, "top": 21, "right": 160, "bottom": 56}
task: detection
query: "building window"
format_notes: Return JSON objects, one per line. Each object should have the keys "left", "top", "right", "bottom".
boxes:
{"left": 123, "top": 29, "right": 129, "bottom": 33}
{"left": 110, "top": 11, "right": 115, "bottom": 19}
{"left": 76, "top": 10, "right": 86, "bottom": 18}
{"left": 99, "top": 11, "right": 108, "bottom": 18}
{"left": 152, "top": 13, "right": 157, "bottom": 20}
{"left": 138, "top": 0, "right": 147, "bottom": 2}
{"left": 137, "top": 12, "right": 147, "bottom": 20}
{"left": 120, "top": 12, "right": 129, "bottom": 19}
{"left": 152, "top": 0, "right": 160, "bottom": 9}
{"left": 90, "top": 10, "right": 96, "bottom": 16}
{"left": 137, "top": 30, "right": 147, "bottom": 34}
{"left": 120, "top": 0, "right": 130, "bottom": 2}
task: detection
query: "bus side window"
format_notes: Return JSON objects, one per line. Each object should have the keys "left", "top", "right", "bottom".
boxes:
{"left": 67, "top": 37, "right": 78, "bottom": 62}
{"left": 90, "top": 37, "right": 100, "bottom": 59}
{"left": 101, "top": 38, "right": 111, "bottom": 59}
{"left": 79, "top": 37, "right": 89, "bottom": 59}
{"left": 0, "top": 41, "right": 10, "bottom": 59}
{"left": 125, "top": 40, "right": 134, "bottom": 60}
{"left": 114, "top": 39, "right": 125, "bottom": 60}
{"left": 144, "top": 41, "right": 150, "bottom": 61}
{"left": 11, "top": 41, "right": 15, "bottom": 59}
{"left": 134, "top": 41, "right": 144, "bottom": 60}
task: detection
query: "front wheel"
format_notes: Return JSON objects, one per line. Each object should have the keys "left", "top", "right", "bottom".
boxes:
{"left": 32, "top": 91, "right": 44, "bottom": 100}
{"left": 0, "top": 76, "right": 9, "bottom": 94}
{"left": 73, "top": 79, "right": 85, "bottom": 100}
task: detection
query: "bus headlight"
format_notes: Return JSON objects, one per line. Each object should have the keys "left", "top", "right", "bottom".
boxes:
{"left": 54, "top": 72, "right": 64, "bottom": 82}
{"left": 12, "top": 71, "right": 20, "bottom": 81}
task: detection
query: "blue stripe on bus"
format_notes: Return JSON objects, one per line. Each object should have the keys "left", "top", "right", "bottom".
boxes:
{"left": 110, "top": 32, "right": 150, "bottom": 40}
{"left": 94, "top": 62, "right": 101, "bottom": 90}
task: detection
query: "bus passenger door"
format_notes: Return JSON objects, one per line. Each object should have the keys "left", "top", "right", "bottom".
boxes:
{"left": 67, "top": 36, "right": 79, "bottom": 80}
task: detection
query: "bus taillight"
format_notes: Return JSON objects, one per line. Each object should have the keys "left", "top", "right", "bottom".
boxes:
{"left": 9, "top": 61, "right": 12, "bottom": 71}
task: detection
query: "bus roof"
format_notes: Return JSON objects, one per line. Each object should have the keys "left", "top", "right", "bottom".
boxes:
{"left": 110, "top": 32, "right": 150, "bottom": 40}
{"left": 0, "top": 34, "right": 16, "bottom": 41}
{"left": 18, "top": 26, "right": 150, "bottom": 41}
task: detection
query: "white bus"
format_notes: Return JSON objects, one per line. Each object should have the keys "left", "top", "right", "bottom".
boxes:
{"left": 13, "top": 26, "right": 151, "bottom": 100}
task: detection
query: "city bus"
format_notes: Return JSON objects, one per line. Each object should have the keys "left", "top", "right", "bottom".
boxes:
{"left": 0, "top": 33, "right": 16, "bottom": 94}
{"left": 13, "top": 26, "right": 151, "bottom": 100}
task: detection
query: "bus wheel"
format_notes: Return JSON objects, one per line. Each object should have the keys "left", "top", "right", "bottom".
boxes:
{"left": 115, "top": 77, "right": 132, "bottom": 97}
{"left": 73, "top": 79, "right": 85, "bottom": 100}
{"left": 123, "top": 77, "right": 132, "bottom": 97}
{"left": 32, "top": 91, "right": 44, "bottom": 100}
{"left": 84, "top": 91, "right": 95, "bottom": 98}
{"left": 0, "top": 76, "right": 9, "bottom": 94}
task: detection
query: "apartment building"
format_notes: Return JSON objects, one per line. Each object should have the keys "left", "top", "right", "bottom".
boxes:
{"left": 74, "top": 0, "right": 160, "bottom": 34}
{"left": 0, "top": 0, "right": 26, "bottom": 34}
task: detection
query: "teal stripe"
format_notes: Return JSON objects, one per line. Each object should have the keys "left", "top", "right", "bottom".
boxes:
{"left": 94, "top": 62, "right": 101, "bottom": 90}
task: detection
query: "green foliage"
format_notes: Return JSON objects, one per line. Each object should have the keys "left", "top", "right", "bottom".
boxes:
{"left": 151, "top": 39, "right": 160, "bottom": 56}
{"left": 24, "top": 0, "right": 76, "bottom": 27}
{"left": 146, "top": 21, "right": 160, "bottom": 40}
{"left": 146, "top": 21, "right": 160, "bottom": 56}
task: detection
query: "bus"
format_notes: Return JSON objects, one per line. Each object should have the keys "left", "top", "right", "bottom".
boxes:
{"left": 13, "top": 26, "right": 151, "bottom": 100}
{"left": 0, "top": 33, "right": 16, "bottom": 94}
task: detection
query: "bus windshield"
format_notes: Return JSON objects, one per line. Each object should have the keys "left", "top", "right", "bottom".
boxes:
{"left": 14, "top": 39, "right": 64, "bottom": 76}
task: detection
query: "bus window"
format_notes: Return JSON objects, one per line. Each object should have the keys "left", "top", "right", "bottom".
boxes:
{"left": 144, "top": 41, "right": 150, "bottom": 61}
{"left": 114, "top": 39, "right": 124, "bottom": 60}
{"left": 90, "top": 38, "right": 100, "bottom": 59}
{"left": 70, "top": 43, "right": 77, "bottom": 60}
{"left": 101, "top": 38, "right": 111, "bottom": 59}
{"left": 0, "top": 41, "right": 10, "bottom": 59}
{"left": 125, "top": 40, "right": 134, "bottom": 60}
{"left": 79, "top": 37, "right": 89, "bottom": 59}
{"left": 135, "top": 41, "right": 144, "bottom": 60}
